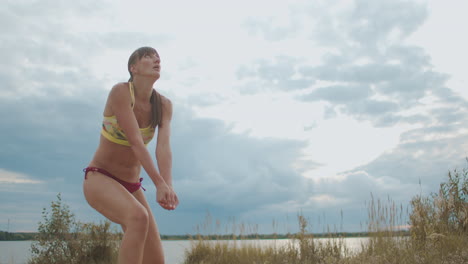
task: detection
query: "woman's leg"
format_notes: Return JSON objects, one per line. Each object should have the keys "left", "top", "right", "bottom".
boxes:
{"left": 83, "top": 171, "right": 149, "bottom": 264}
{"left": 132, "top": 189, "right": 165, "bottom": 264}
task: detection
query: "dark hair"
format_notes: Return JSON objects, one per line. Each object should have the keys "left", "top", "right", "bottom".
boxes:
{"left": 127, "top": 47, "right": 162, "bottom": 128}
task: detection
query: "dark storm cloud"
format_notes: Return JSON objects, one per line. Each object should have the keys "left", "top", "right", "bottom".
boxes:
{"left": 171, "top": 107, "right": 314, "bottom": 212}
{"left": 0, "top": 92, "right": 316, "bottom": 233}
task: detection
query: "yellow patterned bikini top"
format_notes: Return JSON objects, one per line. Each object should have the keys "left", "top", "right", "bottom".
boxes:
{"left": 101, "top": 82, "right": 156, "bottom": 146}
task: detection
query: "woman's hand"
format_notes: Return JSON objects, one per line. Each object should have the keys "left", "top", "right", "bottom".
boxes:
{"left": 157, "top": 184, "right": 179, "bottom": 210}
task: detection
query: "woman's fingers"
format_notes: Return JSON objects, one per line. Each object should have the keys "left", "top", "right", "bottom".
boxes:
{"left": 174, "top": 193, "right": 179, "bottom": 206}
{"left": 167, "top": 193, "right": 176, "bottom": 209}
{"left": 158, "top": 200, "right": 171, "bottom": 210}
{"left": 157, "top": 189, "right": 178, "bottom": 210}
{"left": 157, "top": 196, "right": 166, "bottom": 204}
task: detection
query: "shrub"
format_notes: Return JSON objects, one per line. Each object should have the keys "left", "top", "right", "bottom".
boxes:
{"left": 29, "top": 193, "right": 119, "bottom": 264}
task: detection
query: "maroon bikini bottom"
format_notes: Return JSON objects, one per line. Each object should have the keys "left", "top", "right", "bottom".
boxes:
{"left": 83, "top": 167, "right": 145, "bottom": 193}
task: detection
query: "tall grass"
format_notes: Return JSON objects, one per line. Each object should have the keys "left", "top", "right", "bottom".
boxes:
{"left": 184, "top": 165, "right": 468, "bottom": 264}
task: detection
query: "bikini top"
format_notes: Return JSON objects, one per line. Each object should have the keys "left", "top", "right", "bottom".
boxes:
{"left": 101, "top": 82, "right": 156, "bottom": 146}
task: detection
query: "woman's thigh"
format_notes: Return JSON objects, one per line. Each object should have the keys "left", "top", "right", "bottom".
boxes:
{"left": 83, "top": 171, "right": 147, "bottom": 225}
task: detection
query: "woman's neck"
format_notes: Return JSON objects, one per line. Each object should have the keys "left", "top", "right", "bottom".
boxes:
{"left": 131, "top": 78, "right": 155, "bottom": 101}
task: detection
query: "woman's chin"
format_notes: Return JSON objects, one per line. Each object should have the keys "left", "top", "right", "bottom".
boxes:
{"left": 141, "top": 72, "right": 160, "bottom": 81}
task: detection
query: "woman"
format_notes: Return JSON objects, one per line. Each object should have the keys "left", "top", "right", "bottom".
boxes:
{"left": 83, "top": 46, "right": 178, "bottom": 264}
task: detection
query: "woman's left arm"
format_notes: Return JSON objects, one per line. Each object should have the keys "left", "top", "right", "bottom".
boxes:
{"left": 156, "top": 96, "right": 174, "bottom": 187}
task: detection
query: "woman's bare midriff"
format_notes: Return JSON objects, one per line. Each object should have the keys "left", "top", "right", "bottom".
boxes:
{"left": 88, "top": 135, "right": 142, "bottom": 182}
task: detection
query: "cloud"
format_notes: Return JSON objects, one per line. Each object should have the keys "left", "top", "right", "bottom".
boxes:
{"left": 242, "top": 15, "right": 301, "bottom": 41}
{"left": 309, "top": 45, "right": 466, "bottom": 225}
{"left": 346, "top": 134, "right": 468, "bottom": 196}
{"left": 0, "top": 0, "right": 319, "bottom": 232}
{"left": 235, "top": 0, "right": 466, "bottom": 130}
{"left": 232, "top": 0, "right": 468, "bottom": 219}
{"left": 347, "top": 0, "right": 427, "bottom": 45}
{"left": 2, "top": 0, "right": 467, "bottom": 235}
{"left": 0, "top": 169, "right": 43, "bottom": 184}
{"left": 301, "top": 84, "right": 372, "bottom": 103}
{"left": 96, "top": 32, "right": 172, "bottom": 50}
{"left": 171, "top": 106, "right": 314, "bottom": 212}
{"left": 0, "top": 0, "right": 172, "bottom": 100}
{"left": 0, "top": 1, "right": 103, "bottom": 99}
{"left": 0, "top": 86, "right": 319, "bottom": 233}
{"left": 186, "top": 93, "right": 229, "bottom": 107}
{"left": 236, "top": 56, "right": 315, "bottom": 92}
{"left": 1, "top": 64, "right": 318, "bottom": 233}
{"left": 230, "top": 0, "right": 468, "bottom": 230}
{"left": 0, "top": 1, "right": 107, "bottom": 233}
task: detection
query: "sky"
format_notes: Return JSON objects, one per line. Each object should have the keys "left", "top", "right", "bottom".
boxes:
{"left": 1, "top": 0, "right": 467, "bottom": 235}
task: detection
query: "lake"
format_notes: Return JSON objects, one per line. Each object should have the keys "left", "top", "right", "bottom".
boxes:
{"left": 0, "top": 237, "right": 368, "bottom": 264}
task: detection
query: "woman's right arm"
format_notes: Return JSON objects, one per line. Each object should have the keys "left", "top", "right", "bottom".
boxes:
{"left": 108, "top": 83, "right": 177, "bottom": 209}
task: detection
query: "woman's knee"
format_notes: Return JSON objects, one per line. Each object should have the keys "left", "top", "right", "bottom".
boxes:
{"left": 126, "top": 206, "right": 149, "bottom": 231}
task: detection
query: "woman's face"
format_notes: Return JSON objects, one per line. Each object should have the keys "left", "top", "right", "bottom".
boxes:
{"left": 131, "top": 51, "right": 161, "bottom": 80}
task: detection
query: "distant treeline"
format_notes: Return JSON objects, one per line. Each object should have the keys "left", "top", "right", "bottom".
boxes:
{"left": 162, "top": 230, "right": 409, "bottom": 240}
{"left": 0, "top": 231, "right": 36, "bottom": 241}
{"left": 1, "top": 230, "right": 410, "bottom": 241}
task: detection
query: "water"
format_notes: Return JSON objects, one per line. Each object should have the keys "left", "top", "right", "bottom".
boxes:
{"left": 0, "top": 237, "right": 369, "bottom": 264}
{"left": 0, "top": 240, "right": 189, "bottom": 264}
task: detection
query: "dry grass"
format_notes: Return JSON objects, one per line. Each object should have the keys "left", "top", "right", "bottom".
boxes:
{"left": 184, "top": 165, "right": 468, "bottom": 264}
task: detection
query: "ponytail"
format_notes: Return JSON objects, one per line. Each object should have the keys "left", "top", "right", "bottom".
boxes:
{"left": 150, "top": 89, "right": 163, "bottom": 128}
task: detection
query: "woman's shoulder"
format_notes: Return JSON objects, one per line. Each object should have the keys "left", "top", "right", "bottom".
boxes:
{"left": 108, "top": 82, "right": 131, "bottom": 98}
{"left": 106, "top": 82, "right": 132, "bottom": 108}
{"left": 110, "top": 82, "right": 130, "bottom": 93}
